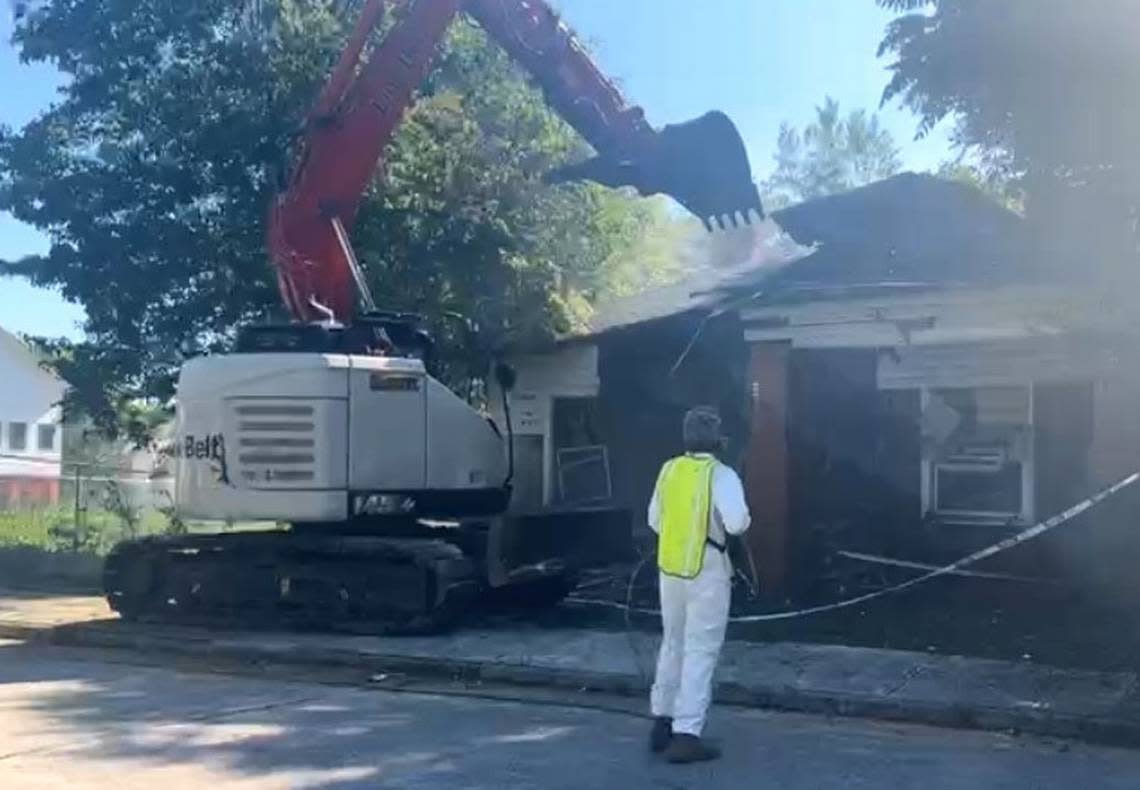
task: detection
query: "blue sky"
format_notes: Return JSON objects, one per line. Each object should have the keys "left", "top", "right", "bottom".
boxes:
{"left": 0, "top": 0, "right": 952, "bottom": 339}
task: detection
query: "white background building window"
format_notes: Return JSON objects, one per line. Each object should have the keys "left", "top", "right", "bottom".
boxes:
{"left": 37, "top": 424, "right": 56, "bottom": 452}
{"left": 8, "top": 422, "right": 27, "bottom": 452}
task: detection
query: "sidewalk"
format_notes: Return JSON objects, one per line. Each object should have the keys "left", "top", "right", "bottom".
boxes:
{"left": 0, "top": 589, "right": 1138, "bottom": 747}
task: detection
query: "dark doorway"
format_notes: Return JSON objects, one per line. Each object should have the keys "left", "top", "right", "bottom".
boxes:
{"left": 509, "top": 435, "right": 544, "bottom": 512}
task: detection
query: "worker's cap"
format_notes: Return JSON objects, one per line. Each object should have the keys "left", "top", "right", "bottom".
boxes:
{"left": 683, "top": 406, "right": 722, "bottom": 451}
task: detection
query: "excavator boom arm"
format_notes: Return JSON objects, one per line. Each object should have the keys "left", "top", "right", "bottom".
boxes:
{"left": 269, "top": 0, "right": 761, "bottom": 323}
{"left": 467, "top": 0, "right": 655, "bottom": 158}
{"left": 269, "top": 0, "right": 463, "bottom": 322}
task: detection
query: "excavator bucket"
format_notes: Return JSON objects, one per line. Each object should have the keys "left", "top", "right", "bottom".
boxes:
{"left": 545, "top": 111, "right": 763, "bottom": 232}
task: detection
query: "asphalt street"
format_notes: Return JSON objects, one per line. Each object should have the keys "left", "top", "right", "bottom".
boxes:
{"left": 0, "top": 639, "right": 1137, "bottom": 789}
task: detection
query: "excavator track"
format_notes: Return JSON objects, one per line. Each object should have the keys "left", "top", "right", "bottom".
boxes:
{"left": 103, "top": 532, "right": 479, "bottom": 635}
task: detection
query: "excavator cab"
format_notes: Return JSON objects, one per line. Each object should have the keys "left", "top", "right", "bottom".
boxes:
{"left": 545, "top": 111, "right": 764, "bottom": 232}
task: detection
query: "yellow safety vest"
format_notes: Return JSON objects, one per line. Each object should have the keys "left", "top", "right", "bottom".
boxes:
{"left": 656, "top": 454, "right": 716, "bottom": 579}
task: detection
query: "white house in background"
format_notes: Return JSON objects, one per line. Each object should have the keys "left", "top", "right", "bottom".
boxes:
{"left": 0, "top": 326, "right": 66, "bottom": 505}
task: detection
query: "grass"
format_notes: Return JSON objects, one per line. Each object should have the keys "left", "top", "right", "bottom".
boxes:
{"left": 0, "top": 507, "right": 279, "bottom": 595}
{"left": 0, "top": 507, "right": 171, "bottom": 554}
{"left": 0, "top": 506, "right": 280, "bottom": 556}
{"left": 0, "top": 508, "right": 61, "bottom": 550}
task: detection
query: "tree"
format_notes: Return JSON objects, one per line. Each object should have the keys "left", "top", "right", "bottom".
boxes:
{"left": 877, "top": 0, "right": 1140, "bottom": 273}
{"left": 764, "top": 96, "right": 901, "bottom": 204}
{"left": 935, "top": 161, "right": 1022, "bottom": 214}
{"left": 0, "top": 0, "right": 681, "bottom": 432}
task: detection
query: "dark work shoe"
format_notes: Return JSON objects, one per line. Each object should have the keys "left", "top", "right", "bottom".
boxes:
{"left": 665, "top": 734, "right": 721, "bottom": 764}
{"left": 649, "top": 717, "right": 673, "bottom": 753}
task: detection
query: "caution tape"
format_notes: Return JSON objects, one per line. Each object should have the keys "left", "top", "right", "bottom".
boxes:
{"left": 836, "top": 550, "right": 1056, "bottom": 584}
{"left": 566, "top": 470, "right": 1140, "bottom": 624}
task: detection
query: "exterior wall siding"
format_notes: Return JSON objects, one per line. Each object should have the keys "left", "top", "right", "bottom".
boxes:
{"left": 0, "top": 328, "right": 66, "bottom": 505}
{"left": 488, "top": 343, "right": 600, "bottom": 507}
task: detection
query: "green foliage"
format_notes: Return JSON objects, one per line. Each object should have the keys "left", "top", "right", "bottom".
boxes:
{"left": 0, "top": 496, "right": 190, "bottom": 554}
{"left": 764, "top": 96, "right": 902, "bottom": 204}
{"left": 935, "top": 161, "right": 1023, "bottom": 214}
{"left": 0, "top": 0, "right": 680, "bottom": 421}
{"left": 0, "top": 508, "right": 67, "bottom": 551}
{"left": 0, "top": 506, "right": 130, "bottom": 554}
{"left": 156, "top": 490, "right": 189, "bottom": 536}
{"left": 877, "top": 0, "right": 1140, "bottom": 271}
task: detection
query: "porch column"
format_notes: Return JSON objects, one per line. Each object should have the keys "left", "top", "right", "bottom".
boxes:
{"left": 743, "top": 341, "right": 791, "bottom": 593}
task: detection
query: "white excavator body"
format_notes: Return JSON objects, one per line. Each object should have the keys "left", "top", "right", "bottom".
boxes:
{"left": 174, "top": 352, "right": 509, "bottom": 525}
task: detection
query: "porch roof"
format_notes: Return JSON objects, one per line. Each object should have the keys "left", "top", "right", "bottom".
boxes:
{"left": 587, "top": 172, "right": 1042, "bottom": 337}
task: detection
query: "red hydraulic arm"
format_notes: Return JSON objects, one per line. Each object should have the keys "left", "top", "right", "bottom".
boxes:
{"left": 268, "top": 0, "right": 761, "bottom": 324}
{"left": 467, "top": 0, "right": 761, "bottom": 226}
{"left": 269, "top": 0, "right": 464, "bottom": 322}
{"left": 467, "top": 0, "right": 670, "bottom": 184}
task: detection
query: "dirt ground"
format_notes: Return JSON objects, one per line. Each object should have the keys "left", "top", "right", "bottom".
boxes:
{"left": 4, "top": 558, "right": 1140, "bottom": 675}
{"left": 562, "top": 561, "right": 1140, "bottom": 674}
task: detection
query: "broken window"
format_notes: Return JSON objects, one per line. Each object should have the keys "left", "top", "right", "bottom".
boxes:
{"left": 552, "top": 397, "right": 611, "bottom": 505}
{"left": 925, "top": 386, "right": 1032, "bottom": 525}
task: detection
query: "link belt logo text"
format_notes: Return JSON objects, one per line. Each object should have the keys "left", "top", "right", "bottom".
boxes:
{"left": 175, "top": 433, "right": 231, "bottom": 486}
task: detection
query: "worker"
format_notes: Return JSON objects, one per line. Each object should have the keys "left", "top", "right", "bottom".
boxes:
{"left": 647, "top": 406, "right": 751, "bottom": 763}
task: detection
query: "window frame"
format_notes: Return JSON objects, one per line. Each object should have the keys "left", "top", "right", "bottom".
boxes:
{"left": 8, "top": 421, "right": 28, "bottom": 452}
{"left": 37, "top": 423, "right": 57, "bottom": 453}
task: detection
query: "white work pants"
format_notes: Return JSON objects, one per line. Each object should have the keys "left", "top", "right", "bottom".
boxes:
{"left": 649, "top": 548, "right": 731, "bottom": 736}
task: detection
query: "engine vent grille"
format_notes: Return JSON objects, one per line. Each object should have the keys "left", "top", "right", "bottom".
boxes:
{"left": 233, "top": 402, "right": 316, "bottom": 486}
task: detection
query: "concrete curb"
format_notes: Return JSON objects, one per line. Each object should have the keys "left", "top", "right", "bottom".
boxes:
{"left": 0, "top": 622, "right": 46, "bottom": 642}
{"left": 3, "top": 619, "right": 1139, "bottom": 749}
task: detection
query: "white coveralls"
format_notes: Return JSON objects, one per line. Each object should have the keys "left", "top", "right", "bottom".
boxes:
{"left": 648, "top": 454, "right": 751, "bottom": 736}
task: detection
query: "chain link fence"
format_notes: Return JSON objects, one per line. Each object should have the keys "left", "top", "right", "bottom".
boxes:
{"left": 0, "top": 464, "right": 182, "bottom": 554}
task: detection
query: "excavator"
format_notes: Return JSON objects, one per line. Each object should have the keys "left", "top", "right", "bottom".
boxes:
{"left": 102, "top": 0, "right": 763, "bottom": 633}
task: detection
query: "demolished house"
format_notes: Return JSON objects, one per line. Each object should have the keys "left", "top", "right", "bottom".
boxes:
{"left": 492, "top": 173, "right": 1140, "bottom": 596}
